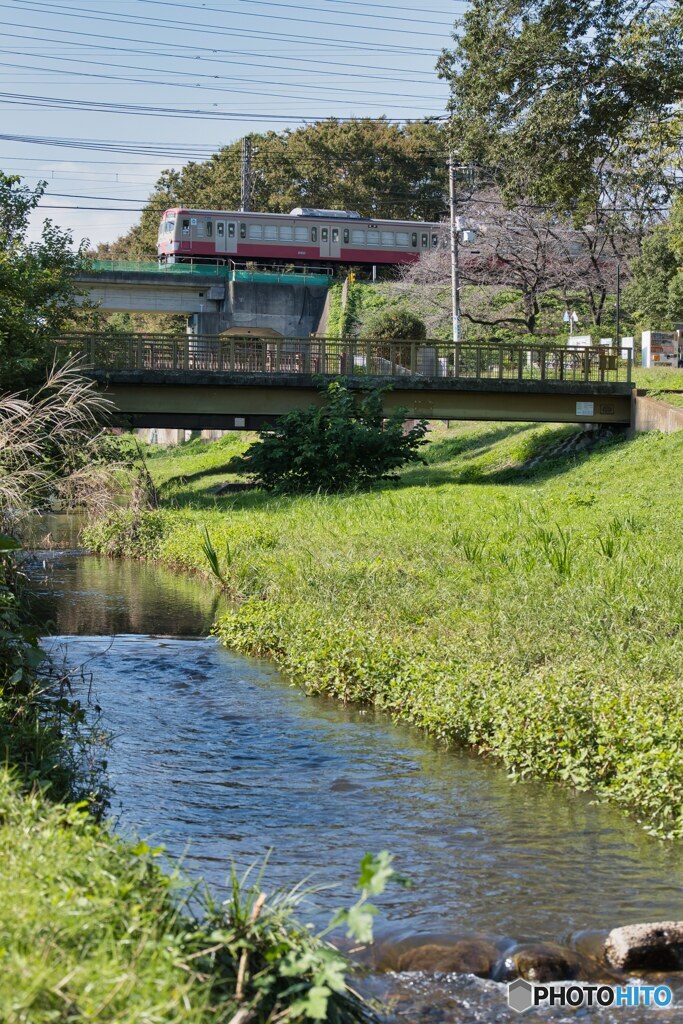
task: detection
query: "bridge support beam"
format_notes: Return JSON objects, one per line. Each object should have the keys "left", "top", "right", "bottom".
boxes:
{"left": 90, "top": 372, "right": 634, "bottom": 430}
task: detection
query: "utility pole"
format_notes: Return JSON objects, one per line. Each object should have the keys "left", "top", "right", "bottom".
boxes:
{"left": 240, "top": 135, "right": 252, "bottom": 213}
{"left": 449, "top": 154, "right": 461, "bottom": 344}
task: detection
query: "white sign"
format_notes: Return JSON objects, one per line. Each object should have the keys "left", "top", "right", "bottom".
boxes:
{"left": 576, "top": 402, "right": 594, "bottom": 417}
{"left": 571, "top": 335, "right": 592, "bottom": 347}
{"left": 621, "top": 336, "right": 634, "bottom": 350}
{"left": 600, "top": 337, "right": 613, "bottom": 346}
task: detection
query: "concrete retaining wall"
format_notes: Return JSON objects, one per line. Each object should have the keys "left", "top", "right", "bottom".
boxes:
{"left": 632, "top": 393, "right": 683, "bottom": 433}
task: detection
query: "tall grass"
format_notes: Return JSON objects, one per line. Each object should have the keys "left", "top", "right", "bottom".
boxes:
{"left": 85, "top": 421, "right": 683, "bottom": 838}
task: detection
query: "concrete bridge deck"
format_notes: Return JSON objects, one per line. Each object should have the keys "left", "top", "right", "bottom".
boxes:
{"left": 62, "top": 334, "right": 634, "bottom": 430}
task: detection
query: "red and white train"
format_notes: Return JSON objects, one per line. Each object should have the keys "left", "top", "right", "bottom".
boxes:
{"left": 157, "top": 206, "right": 442, "bottom": 266}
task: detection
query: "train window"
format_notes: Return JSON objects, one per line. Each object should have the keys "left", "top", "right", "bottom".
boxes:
{"left": 240, "top": 223, "right": 246, "bottom": 238}
{"left": 311, "top": 227, "right": 318, "bottom": 241}
{"left": 166, "top": 220, "right": 175, "bottom": 233}
{"left": 217, "top": 223, "right": 225, "bottom": 237}
{"left": 295, "top": 226, "right": 308, "bottom": 241}
{"left": 264, "top": 225, "right": 277, "bottom": 239}
{"left": 367, "top": 229, "right": 379, "bottom": 243}
{"left": 381, "top": 231, "right": 395, "bottom": 246}
{"left": 431, "top": 233, "right": 438, "bottom": 247}
{"left": 321, "top": 228, "right": 328, "bottom": 241}
{"left": 248, "top": 224, "right": 263, "bottom": 239}
{"left": 206, "top": 221, "right": 213, "bottom": 237}
{"left": 343, "top": 229, "right": 349, "bottom": 244}
{"left": 351, "top": 229, "right": 364, "bottom": 244}
{"left": 331, "top": 228, "right": 339, "bottom": 243}
{"left": 421, "top": 233, "right": 428, "bottom": 247}
{"left": 280, "top": 225, "right": 293, "bottom": 240}
{"left": 228, "top": 223, "right": 235, "bottom": 237}
{"left": 411, "top": 233, "right": 418, "bottom": 247}
{"left": 396, "top": 232, "right": 409, "bottom": 246}
{"left": 182, "top": 219, "right": 190, "bottom": 233}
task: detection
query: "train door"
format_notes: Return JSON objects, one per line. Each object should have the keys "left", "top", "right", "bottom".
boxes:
{"left": 215, "top": 220, "right": 237, "bottom": 255}
{"left": 319, "top": 225, "right": 330, "bottom": 258}
{"left": 330, "top": 226, "right": 341, "bottom": 259}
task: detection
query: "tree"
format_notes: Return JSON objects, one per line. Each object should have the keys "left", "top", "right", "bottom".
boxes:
{"left": 0, "top": 174, "right": 86, "bottom": 390}
{"left": 438, "top": 0, "right": 683, "bottom": 211}
{"left": 364, "top": 307, "right": 427, "bottom": 340}
{"left": 628, "top": 223, "right": 683, "bottom": 327}
{"left": 101, "top": 119, "right": 448, "bottom": 257}
{"left": 232, "top": 380, "right": 428, "bottom": 493}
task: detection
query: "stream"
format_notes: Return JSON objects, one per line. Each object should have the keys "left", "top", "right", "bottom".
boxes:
{"left": 23, "top": 527, "right": 683, "bottom": 1022}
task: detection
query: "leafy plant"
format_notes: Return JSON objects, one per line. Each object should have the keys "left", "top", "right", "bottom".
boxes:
{"left": 232, "top": 380, "right": 428, "bottom": 494}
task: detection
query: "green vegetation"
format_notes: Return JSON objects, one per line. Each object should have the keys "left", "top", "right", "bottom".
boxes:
{"left": 0, "top": 173, "right": 90, "bottom": 391}
{"left": 87, "top": 421, "right": 683, "bottom": 840}
{"left": 0, "top": 376, "right": 389, "bottom": 1023}
{"left": 229, "top": 381, "right": 428, "bottom": 493}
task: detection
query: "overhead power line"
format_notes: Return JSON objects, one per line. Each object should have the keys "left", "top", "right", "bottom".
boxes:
{"left": 4, "top": 1, "right": 440, "bottom": 55}
{"left": 0, "top": 22, "right": 438, "bottom": 80}
{"left": 0, "top": 90, "right": 446, "bottom": 122}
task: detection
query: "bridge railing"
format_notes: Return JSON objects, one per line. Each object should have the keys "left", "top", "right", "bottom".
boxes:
{"left": 61, "top": 334, "right": 633, "bottom": 384}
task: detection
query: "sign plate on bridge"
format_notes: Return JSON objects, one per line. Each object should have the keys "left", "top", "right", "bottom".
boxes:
{"left": 576, "top": 401, "right": 594, "bottom": 416}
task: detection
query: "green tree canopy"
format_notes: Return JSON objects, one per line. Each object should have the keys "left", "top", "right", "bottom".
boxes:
{"left": 438, "top": 0, "right": 683, "bottom": 212}
{"left": 0, "top": 173, "right": 86, "bottom": 391}
{"left": 99, "top": 119, "right": 448, "bottom": 258}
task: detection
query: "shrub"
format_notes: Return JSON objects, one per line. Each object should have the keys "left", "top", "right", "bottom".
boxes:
{"left": 233, "top": 380, "right": 428, "bottom": 493}
{"left": 363, "top": 307, "right": 427, "bottom": 340}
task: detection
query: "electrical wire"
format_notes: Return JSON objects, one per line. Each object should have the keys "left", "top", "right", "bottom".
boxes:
{"left": 0, "top": 22, "right": 439, "bottom": 80}
{"left": 3, "top": 1, "right": 440, "bottom": 55}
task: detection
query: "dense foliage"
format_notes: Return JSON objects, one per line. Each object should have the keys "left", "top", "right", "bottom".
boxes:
{"left": 86, "top": 415, "right": 683, "bottom": 839}
{"left": 438, "top": 0, "right": 683, "bottom": 212}
{"left": 234, "top": 381, "right": 428, "bottom": 493}
{"left": 363, "top": 307, "right": 427, "bottom": 341}
{"left": 0, "top": 173, "right": 86, "bottom": 391}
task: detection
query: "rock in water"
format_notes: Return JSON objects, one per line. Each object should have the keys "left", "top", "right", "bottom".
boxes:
{"left": 397, "top": 939, "right": 499, "bottom": 977}
{"left": 508, "top": 943, "right": 583, "bottom": 982}
{"left": 604, "top": 922, "right": 683, "bottom": 971}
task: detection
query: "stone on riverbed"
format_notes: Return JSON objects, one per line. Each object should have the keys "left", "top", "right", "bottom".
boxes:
{"left": 604, "top": 922, "right": 683, "bottom": 971}
{"left": 505, "top": 943, "right": 583, "bottom": 982}
{"left": 397, "top": 939, "right": 499, "bottom": 977}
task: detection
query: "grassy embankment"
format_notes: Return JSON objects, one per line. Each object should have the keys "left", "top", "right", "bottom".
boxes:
{"left": 634, "top": 366, "right": 683, "bottom": 408}
{"left": 87, "top": 418, "right": 683, "bottom": 840}
{"left": 0, "top": 545, "right": 379, "bottom": 1023}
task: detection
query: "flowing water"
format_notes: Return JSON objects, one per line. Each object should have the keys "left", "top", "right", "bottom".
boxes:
{"left": 23, "top": 531, "right": 683, "bottom": 1022}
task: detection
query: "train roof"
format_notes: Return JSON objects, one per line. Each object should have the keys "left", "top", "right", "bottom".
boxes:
{"left": 162, "top": 207, "right": 441, "bottom": 227}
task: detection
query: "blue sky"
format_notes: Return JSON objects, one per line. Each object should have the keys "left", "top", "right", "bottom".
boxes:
{"left": 0, "top": 0, "right": 463, "bottom": 248}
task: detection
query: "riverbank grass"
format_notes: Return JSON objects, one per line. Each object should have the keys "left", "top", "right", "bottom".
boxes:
{"left": 88, "top": 420, "right": 683, "bottom": 838}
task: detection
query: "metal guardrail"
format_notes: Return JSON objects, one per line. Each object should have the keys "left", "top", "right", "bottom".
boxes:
{"left": 61, "top": 334, "right": 633, "bottom": 384}
{"left": 85, "top": 260, "right": 333, "bottom": 286}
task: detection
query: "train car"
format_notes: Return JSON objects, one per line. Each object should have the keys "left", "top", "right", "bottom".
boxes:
{"left": 157, "top": 206, "right": 442, "bottom": 266}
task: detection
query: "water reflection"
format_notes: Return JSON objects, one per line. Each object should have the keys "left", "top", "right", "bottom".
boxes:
{"left": 26, "top": 543, "right": 683, "bottom": 1023}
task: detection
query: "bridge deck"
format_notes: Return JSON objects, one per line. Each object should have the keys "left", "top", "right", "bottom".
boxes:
{"left": 60, "top": 334, "right": 634, "bottom": 428}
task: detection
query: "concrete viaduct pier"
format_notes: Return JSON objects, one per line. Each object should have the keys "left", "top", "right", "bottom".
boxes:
{"left": 75, "top": 261, "right": 333, "bottom": 338}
